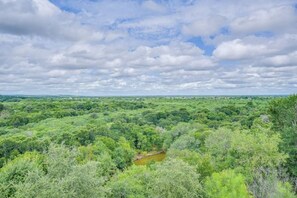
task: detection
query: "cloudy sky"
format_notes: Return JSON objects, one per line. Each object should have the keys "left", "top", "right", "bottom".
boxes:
{"left": 0, "top": 0, "right": 297, "bottom": 96}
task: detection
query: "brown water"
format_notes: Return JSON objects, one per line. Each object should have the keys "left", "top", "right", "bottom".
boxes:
{"left": 134, "top": 152, "right": 166, "bottom": 165}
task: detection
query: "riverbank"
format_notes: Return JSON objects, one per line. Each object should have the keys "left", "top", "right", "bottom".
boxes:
{"left": 134, "top": 151, "right": 166, "bottom": 165}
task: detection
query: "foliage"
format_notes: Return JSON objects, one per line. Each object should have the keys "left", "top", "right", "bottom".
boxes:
{"left": 13, "top": 144, "right": 106, "bottom": 198}
{"left": 112, "top": 137, "right": 135, "bottom": 170}
{"left": 0, "top": 95, "right": 295, "bottom": 197}
{"left": 148, "top": 159, "right": 203, "bottom": 198}
{"left": 0, "top": 152, "right": 42, "bottom": 198}
{"left": 205, "top": 128, "right": 286, "bottom": 176}
{"left": 269, "top": 95, "right": 297, "bottom": 177}
{"left": 107, "top": 165, "right": 150, "bottom": 198}
{"left": 0, "top": 103, "right": 4, "bottom": 112}
{"left": 204, "top": 169, "right": 251, "bottom": 198}
{"left": 249, "top": 167, "right": 297, "bottom": 198}
{"left": 167, "top": 149, "right": 214, "bottom": 180}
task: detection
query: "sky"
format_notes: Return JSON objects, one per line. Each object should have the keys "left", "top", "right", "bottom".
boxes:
{"left": 0, "top": 0, "right": 297, "bottom": 96}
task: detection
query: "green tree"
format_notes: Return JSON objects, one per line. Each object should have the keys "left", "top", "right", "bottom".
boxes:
{"left": 148, "top": 159, "right": 203, "bottom": 198}
{"left": 204, "top": 169, "right": 252, "bottom": 198}
{"left": 269, "top": 95, "right": 297, "bottom": 177}
{"left": 274, "top": 182, "right": 296, "bottom": 198}
{"left": 205, "top": 128, "right": 286, "bottom": 176}
{"left": 112, "top": 137, "right": 135, "bottom": 170}
{"left": 249, "top": 167, "right": 297, "bottom": 198}
{"left": 14, "top": 144, "right": 106, "bottom": 198}
{"left": 167, "top": 149, "right": 214, "bottom": 180}
{"left": 162, "top": 123, "right": 203, "bottom": 150}
{"left": 0, "top": 152, "right": 42, "bottom": 198}
{"left": 107, "top": 165, "right": 150, "bottom": 198}
{"left": 169, "top": 133, "right": 200, "bottom": 152}
{"left": 0, "top": 103, "right": 4, "bottom": 112}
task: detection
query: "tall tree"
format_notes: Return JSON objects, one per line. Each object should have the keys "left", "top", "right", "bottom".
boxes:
{"left": 269, "top": 95, "right": 297, "bottom": 177}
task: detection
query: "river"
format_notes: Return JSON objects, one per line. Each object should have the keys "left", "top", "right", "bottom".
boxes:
{"left": 134, "top": 152, "right": 166, "bottom": 165}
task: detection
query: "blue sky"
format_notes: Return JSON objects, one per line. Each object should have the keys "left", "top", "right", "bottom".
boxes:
{"left": 0, "top": 0, "right": 297, "bottom": 95}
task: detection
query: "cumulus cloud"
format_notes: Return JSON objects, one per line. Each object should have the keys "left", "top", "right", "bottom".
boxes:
{"left": 0, "top": 0, "right": 103, "bottom": 41}
{"left": 213, "top": 39, "right": 271, "bottom": 60}
{"left": 261, "top": 51, "right": 297, "bottom": 67}
{"left": 0, "top": 0, "right": 296, "bottom": 95}
{"left": 230, "top": 5, "right": 297, "bottom": 34}
{"left": 182, "top": 15, "right": 226, "bottom": 36}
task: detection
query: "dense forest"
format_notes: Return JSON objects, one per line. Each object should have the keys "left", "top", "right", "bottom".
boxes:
{"left": 0, "top": 95, "right": 296, "bottom": 198}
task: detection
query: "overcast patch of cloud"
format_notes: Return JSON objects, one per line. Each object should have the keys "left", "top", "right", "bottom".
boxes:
{"left": 0, "top": 0, "right": 103, "bottom": 41}
{"left": 0, "top": 0, "right": 296, "bottom": 95}
{"left": 230, "top": 5, "right": 297, "bottom": 35}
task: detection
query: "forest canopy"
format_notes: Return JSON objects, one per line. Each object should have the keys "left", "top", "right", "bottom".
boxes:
{"left": 0, "top": 95, "right": 296, "bottom": 198}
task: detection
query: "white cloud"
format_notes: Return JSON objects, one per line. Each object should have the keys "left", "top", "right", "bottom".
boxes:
{"left": 213, "top": 39, "right": 270, "bottom": 60}
{"left": 230, "top": 5, "right": 297, "bottom": 34}
{"left": 182, "top": 15, "right": 226, "bottom": 36}
{"left": 0, "top": 0, "right": 103, "bottom": 41}
{"left": 142, "top": 0, "right": 166, "bottom": 13}
{"left": 261, "top": 51, "right": 297, "bottom": 67}
{"left": 0, "top": 0, "right": 297, "bottom": 95}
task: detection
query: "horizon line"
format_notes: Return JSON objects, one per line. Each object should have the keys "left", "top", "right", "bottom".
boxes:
{"left": 0, "top": 93, "right": 294, "bottom": 98}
